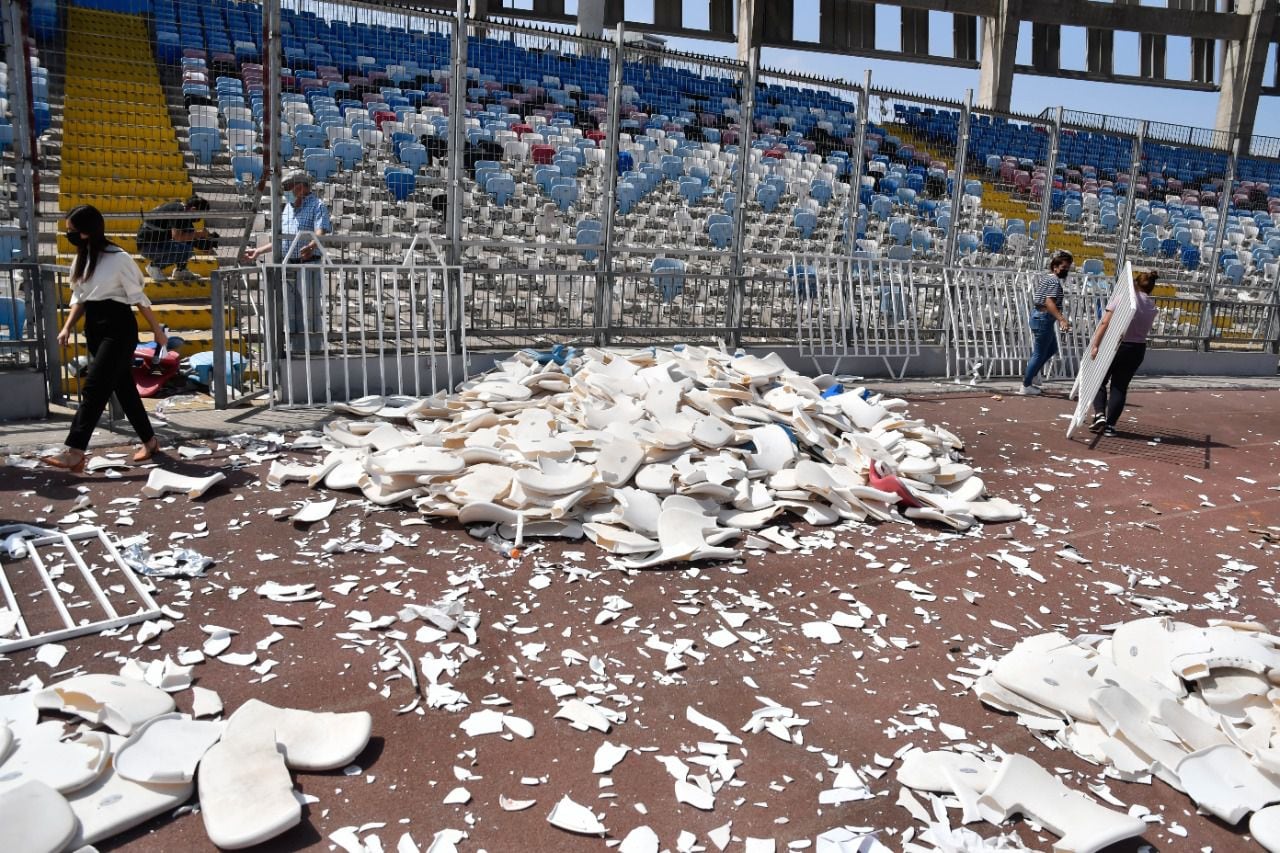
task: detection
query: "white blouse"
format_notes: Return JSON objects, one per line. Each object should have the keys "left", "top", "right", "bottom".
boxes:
{"left": 69, "top": 248, "right": 150, "bottom": 307}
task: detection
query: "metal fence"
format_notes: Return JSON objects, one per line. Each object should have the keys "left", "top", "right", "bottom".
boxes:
{"left": 2, "top": 0, "right": 1280, "bottom": 412}
{"left": 213, "top": 236, "right": 463, "bottom": 408}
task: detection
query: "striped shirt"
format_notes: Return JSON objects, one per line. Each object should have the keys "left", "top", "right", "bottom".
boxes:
{"left": 281, "top": 193, "right": 331, "bottom": 261}
{"left": 1032, "top": 272, "right": 1065, "bottom": 314}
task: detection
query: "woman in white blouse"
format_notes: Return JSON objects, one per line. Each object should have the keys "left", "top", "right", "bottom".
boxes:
{"left": 43, "top": 205, "right": 167, "bottom": 471}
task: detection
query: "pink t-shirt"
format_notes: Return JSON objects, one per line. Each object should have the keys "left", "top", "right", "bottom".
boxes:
{"left": 1107, "top": 287, "right": 1158, "bottom": 343}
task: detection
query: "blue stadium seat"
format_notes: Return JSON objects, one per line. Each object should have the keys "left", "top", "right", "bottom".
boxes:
{"left": 486, "top": 174, "right": 515, "bottom": 207}
{"left": 386, "top": 169, "right": 416, "bottom": 201}
{"left": 1081, "top": 259, "right": 1104, "bottom": 275}
{"left": 189, "top": 128, "right": 221, "bottom": 165}
{"left": 0, "top": 298, "right": 25, "bottom": 340}
{"left": 793, "top": 210, "right": 817, "bottom": 239}
{"left": 651, "top": 258, "right": 686, "bottom": 303}
{"left": 983, "top": 230, "right": 1006, "bottom": 253}
{"left": 231, "top": 154, "right": 263, "bottom": 187}
{"left": 551, "top": 181, "right": 579, "bottom": 213}
{"left": 1180, "top": 246, "right": 1201, "bottom": 271}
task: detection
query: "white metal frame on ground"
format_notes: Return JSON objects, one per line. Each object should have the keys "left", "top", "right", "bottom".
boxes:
{"left": 1068, "top": 261, "right": 1138, "bottom": 437}
{"left": 0, "top": 527, "right": 162, "bottom": 653}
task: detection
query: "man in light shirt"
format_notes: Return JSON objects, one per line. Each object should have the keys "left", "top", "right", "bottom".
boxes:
{"left": 242, "top": 171, "right": 331, "bottom": 353}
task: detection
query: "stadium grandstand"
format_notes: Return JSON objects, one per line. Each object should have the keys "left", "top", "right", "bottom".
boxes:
{"left": 0, "top": 0, "right": 1277, "bottom": 413}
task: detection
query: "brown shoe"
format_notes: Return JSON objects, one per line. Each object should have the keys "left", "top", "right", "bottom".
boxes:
{"left": 42, "top": 450, "right": 87, "bottom": 473}
{"left": 132, "top": 437, "right": 161, "bottom": 463}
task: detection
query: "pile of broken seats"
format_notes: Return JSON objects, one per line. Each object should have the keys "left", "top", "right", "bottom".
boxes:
{"left": 274, "top": 347, "right": 1022, "bottom": 566}
{"left": 970, "top": 618, "right": 1280, "bottom": 850}
{"left": 0, "top": 673, "right": 371, "bottom": 851}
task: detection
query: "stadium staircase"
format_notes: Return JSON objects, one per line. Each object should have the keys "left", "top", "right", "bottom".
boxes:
{"left": 892, "top": 123, "right": 1111, "bottom": 274}
{"left": 55, "top": 7, "right": 228, "bottom": 385}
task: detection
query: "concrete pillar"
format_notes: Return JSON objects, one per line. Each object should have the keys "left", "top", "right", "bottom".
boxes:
{"left": 1216, "top": 0, "right": 1275, "bottom": 143}
{"left": 654, "top": 0, "right": 680, "bottom": 31}
{"left": 737, "top": 0, "right": 760, "bottom": 65}
{"left": 578, "top": 0, "right": 605, "bottom": 40}
{"left": 977, "top": 0, "right": 1018, "bottom": 111}
{"left": 709, "top": 0, "right": 734, "bottom": 37}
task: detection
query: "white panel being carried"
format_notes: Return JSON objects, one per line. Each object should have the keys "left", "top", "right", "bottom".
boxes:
{"left": 1067, "top": 261, "right": 1138, "bottom": 437}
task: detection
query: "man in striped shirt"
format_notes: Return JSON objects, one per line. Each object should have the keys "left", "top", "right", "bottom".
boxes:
{"left": 1020, "top": 249, "right": 1074, "bottom": 395}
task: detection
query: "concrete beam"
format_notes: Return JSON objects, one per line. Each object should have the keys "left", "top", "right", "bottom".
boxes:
{"left": 1216, "top": 0, "right": 1276, "bottom": 142}
{"left": 892, "top": 0, "right": 1246, "bottom": 40}
{"left": 977, "top": 0, "right": 1018, "bottom": 111}
{"left": 578, "top": 0, "right": 605, "bottom": 39}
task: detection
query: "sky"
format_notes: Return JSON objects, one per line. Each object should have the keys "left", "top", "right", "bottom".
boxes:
{"left": 600, "top": 0, "right": 1280, "bottom": 140}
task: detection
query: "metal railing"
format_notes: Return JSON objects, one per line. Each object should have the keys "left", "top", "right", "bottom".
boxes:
{"left": 213, "top": 233, "right": 465, "bottom": 408}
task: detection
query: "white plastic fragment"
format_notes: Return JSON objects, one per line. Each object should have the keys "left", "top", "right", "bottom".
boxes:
{"left": 141, "top": 469, "right": 226, "bottom": 499}
{"left": 546, "top": 795, "right": 606, "bottom": 835}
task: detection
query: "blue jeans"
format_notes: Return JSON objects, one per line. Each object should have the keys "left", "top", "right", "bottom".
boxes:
{"left": 1023, "top": 310, "right": 1058, "bottom": 386}
{"left": 138, "top": 237, "right": 193, "bottom": 269}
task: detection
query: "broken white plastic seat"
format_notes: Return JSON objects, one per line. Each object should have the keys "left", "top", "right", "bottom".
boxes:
{"left": 64, "top": 737, "right": 193, "bottom": 847}
{"left": 583, "top": 523, "right": 660, "bottom": 555}
{"left": 896, "top": 749, "right": 996, "bottom": 793}
{"left": 1251, "top": 805, "right": 1280, "bottom": 852}
{"left": 457, "top": 501, "right": 532, "bottom": 527}
{"left": 368, "top": 446, "right": 464, "bottom": 477}
{"left": 0, "top": 779, "right": 78, "bottom": 853}
{"left": 226, "top": 699, "right": 371, "bottom": 771}
{"left": 746, "top": 425, "right": 796, "bottom": 474}
{"left": 448, "top": 464, "right": 515, "bottom": 505}
{"left": 33, "top": 674, "right": 175, "bottom": 736}
{"left": 965, "top": 497, "right": 1023, "bottom": 523}
{"left": 291, "top": 498, "right": 337, "bottom": 524}
{"left": 0, "top": 724, "right": 112, "bottom": 796}
{"left": 114, "top": 714, "right": 224, "bottom": 784}
{"left": 498, "top": 520, "right": 583, "bottom": 540}
{"left": 946, "top": 475, "right": 986, "bottom": 504}
{"left": 978, "top": 754, "right": 1147, "bottom": 853}
{"left": 992, "top": 634, "right": 1103, "bottom": 723}
{"left": 546, "top": 795, "right": 606, "bottom": 835}
{"left": 1169, "top": 626, "right": 1280, "bottom": 681}
{"left": 1175, "top": 743, "right": 1280, "bottom": 823}
{"left": 198, "top": 718, "right": 300, "bottom": 849}
{"left": 0, "top": 721, "right": 10, "bottom": 764}
{"left": 1088, "top": 685, "right": 1187, "bottom": 789}
{"left": 140, "top": 469, "right": 226, "bottom": 499}
{"left": 515, "top": 459, "right": 595, "bottom": 495}
{"left": 622, "top": 508, "right": 739, "bottom": 569}
{"left": 267, "top": 459, "right": 332, "bottom": 487}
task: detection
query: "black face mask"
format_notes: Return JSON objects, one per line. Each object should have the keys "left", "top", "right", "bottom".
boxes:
{"left": 66, "top": 231, "right": 85, "bottom": 248}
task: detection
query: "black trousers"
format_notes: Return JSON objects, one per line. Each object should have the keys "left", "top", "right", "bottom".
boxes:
{"left": 65, "top": 300, "right": 155, "bottom": 451}
{"left": 1093, "top": 341, "right": 1147, "bottom": 428}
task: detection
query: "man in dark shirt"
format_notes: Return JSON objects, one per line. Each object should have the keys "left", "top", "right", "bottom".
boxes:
{"left": 136, "top": 195, "right": 214, "bottom": 282}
